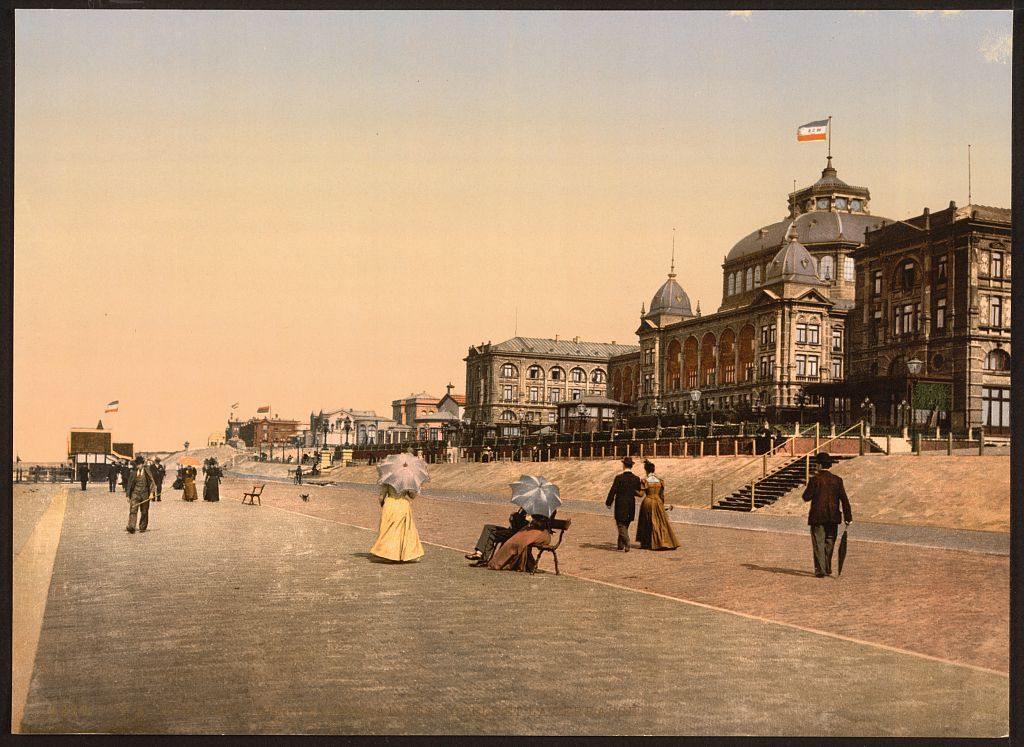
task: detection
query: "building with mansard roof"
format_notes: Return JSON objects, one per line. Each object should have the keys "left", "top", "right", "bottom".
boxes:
{"left": 609, "top": 158, "right": 898, "bottom": 425}
{"left": 609, "top": 158, "right": 1011, "bottom": 436}
{"left": 464, "top": 336, "right": 638, "bottom": 436}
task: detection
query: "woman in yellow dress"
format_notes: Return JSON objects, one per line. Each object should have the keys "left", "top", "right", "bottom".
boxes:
{"left": 636, "top": 460, "right": 679, "bottom": 550}
{"left": 370, "top": 484, "right": 425, "bottom": 562}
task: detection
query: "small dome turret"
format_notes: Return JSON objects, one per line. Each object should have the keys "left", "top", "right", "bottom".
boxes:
{"left": 764, "top": 231, "right": 824, "bottom": 286}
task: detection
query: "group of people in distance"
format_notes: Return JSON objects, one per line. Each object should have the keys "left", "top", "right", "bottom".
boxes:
{"left": 172, "top": 457, "right": 222, "bottom": 502}
{"left": 367, "top": 446, "right": 852, "bottom": 579}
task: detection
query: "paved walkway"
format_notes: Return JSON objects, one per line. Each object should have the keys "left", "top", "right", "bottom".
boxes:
{"left": 14, "top": 482, "right": 1009, "bottom": 736}
{"left": 239, "top": 471, "right": 1010, "bottom": 556}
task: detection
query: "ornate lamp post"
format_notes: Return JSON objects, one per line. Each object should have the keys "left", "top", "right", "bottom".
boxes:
{"left": 795, "top": 387, "right": 808, "bottom": 427}
{"left": 344, "top": 416, "right": 352, "bottom": 446}
{"left": 689, "top": 389, "right": 702, "bottom": 429}
{"left": 906, "top": 357, "right": 924, "bottom": 448}
{"left": 653, "top": 401, "right": 665, "bottom": 439}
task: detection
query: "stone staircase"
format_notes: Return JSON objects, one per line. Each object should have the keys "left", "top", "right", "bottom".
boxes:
{"left": 712, "top": 454, "right": 856, "bottom": 512}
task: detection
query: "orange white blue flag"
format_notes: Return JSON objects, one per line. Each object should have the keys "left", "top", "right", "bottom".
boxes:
{"left": 797, "top": 120, "right": 828, "bottom": 142}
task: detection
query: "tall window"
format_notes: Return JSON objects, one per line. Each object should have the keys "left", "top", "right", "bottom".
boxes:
{"left": 872, "top": 269, "right": 883, "bottom": 295}
{"left": 754, "top": 266, "right": 762, "bottom": 287}
{"left": 548, "top": 388, "right": 561, "bottom": 403}
{"left": 820, "top": 255, "right": 835, "bottom": 280}
{"left": 807, "top": 356, "right": 819, "bottom": 378}
{"left": 529, "top": 386, "right": 539, "bottom": 403}
{"left": 746, "top": 268, "right": 753, "bottom": 291}
{"left": 935, "top": 255, "right": 948, "bottom": 283}
{"left": 760, "top": 324, "right": 776, "bottom": 346}
{"left": 991, "top": 296, "right": 1003, "bottom": 327}
{"left": 501, "top": 363, "right": 516, "bottom": 377}
{"left": 990, "top": 253, "right": 1004, "bottom": 278}
{"left": 935, "top": 298, "right": 946, "bottom": 331}
{"left": 808, "top": 324, "right": 820, "bottom": 344}
{"left": 591, "top": 369, "right": 606, "bottom": 384}
{"left": 759, "top": 355, "right": 774, "bottom": 379}
{"left": 901, "top": 260, "right": 916, "bottom": 290}
{"left": 843, "top": 257, "right": 855, "bottom": 281}
{"left": 643, "top": 348, "right": 655, "bottom": 365}
{"left": 832, "top": 329, "right": 843, "bottom": 351}
{"left": 796, "top": 323, "right": 807, "bottom": 343}
{"left": 571, "top": 389, "right": 582, "bottom": 400}
{"left": 795, "top": 354, "right": 806, "bottom": 377}
{"left": 550, "top": 367, "right": 564, "bottom": 381}
{"left": 528, "top": 365, "right": 543, "bottom": 379}
{"left": 727, "top": 274, "right": 735, "bottom": 295}
{"left": 570, "top": 368, "right": 586, "bottom": 383}
{"left": 982, "top": 387, "right": 1010, "bottom": 428}
{"left": 502, "top": 385, "right": 513, "bottom": 402}
{"left": 984, "top": 349, "right": 1010, "bottom": 371}
{"left": 831, "top": 358, "right": 842, "bottom": 380}
{"left": 643, "top": 373, "right": 654, "bottom": 394}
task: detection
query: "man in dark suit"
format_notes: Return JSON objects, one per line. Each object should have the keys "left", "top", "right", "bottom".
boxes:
{"left": 802, "top": 452, "right": 853, "bottom": 577}
{"left": 107, "top": 462, "right": 119, "bottom": 492}
{"left": 77, "top": 462, "right": 90, "bottom": 491}
{"left": 606, "top": 457, "right": 642, "bottom": 552}
{"left": 126, "top": 455, "right": 157, "bottom": 534}
{"left": 150, "top": 457, "right": 166, "bottom": 501}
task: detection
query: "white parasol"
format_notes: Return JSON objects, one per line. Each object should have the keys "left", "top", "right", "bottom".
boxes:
{"left": 376, "top": 452, "right": 430, "bottom": 494}
{"left": 509, "top": 474, "right": 562, "bottom": 518}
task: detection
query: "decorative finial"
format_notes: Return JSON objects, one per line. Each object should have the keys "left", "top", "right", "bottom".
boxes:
{"left": 669, "top": 228, "right": 676, "bottom": 278}
{"left": 696, "top": 300, "right": 701, "bottom": 317}
{"left": 640, "top": 301, "right": 646, "bottom": 315}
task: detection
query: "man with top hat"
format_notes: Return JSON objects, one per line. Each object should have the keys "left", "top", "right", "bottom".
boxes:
{"left": 606, "top": 456, "right": 643, "bottom": 552}
{"left": 801, "top": 452, "right": 853, "bottom": 577}
{"left": 126, "top": 454, "right": 157, "bottom": 534}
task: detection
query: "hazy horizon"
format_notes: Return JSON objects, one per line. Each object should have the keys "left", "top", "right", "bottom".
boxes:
{"left": 14, "top": 9, "right": 1012, "bottom": 461}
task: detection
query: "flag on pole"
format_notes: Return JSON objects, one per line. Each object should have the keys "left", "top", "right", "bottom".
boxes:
{"left": 105, "top": 400, "right": 120, "bottom": 413}
{"left": 257, "top": 405, "right": 271, "bottom": 414}
{"left": 231, "top": 402, "right": 239, "bottom": 409}
{"left": 797, "top": 120, "right": 829, "bottom": 142}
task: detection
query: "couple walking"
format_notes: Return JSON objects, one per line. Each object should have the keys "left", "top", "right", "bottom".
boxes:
{"left": 606, "top": 457, "right": 679, "bottom": 552}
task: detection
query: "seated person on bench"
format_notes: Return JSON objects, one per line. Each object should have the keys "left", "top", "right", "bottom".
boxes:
{"left": 485, "top": 510, "right": 557, "bottom": 572}
{"left": 465, "top": 509, "right": 530, "bottom": 566}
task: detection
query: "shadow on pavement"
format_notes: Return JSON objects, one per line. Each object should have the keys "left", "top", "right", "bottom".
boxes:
{"left": 579, "top": 542, "right": 624, "bottom": 552}
{"left": 741, "top": 563, "right": 818, "bottom": 578}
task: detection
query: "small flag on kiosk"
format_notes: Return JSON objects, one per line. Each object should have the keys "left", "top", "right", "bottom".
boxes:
{"left": 257, "top": 405, "right": 271, "bottom": 413}
{"left": 797, "top": 119, "right": 829, "bottom": 142}
{"left": 105, "top": 400, "right": 119, "bottom": 413}
{"left": 231, "top": 402, "right": 239, "bottom": 409}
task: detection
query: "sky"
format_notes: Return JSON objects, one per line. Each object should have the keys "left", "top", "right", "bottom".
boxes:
{"left": 13, "top": 9, "right": 1012, "bottom": 461}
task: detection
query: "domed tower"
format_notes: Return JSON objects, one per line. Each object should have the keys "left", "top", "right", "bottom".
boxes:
{"left": 643, "top": 256, "right": 694, "bottom": 328}
{"left": 720, "top": 157, "right": 893, "bottom": 313}
{"left": 764, "top": 230, "right": 829, "bottom": 297}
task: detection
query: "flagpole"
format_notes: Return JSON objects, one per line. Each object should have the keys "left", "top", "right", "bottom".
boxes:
{"left": 968, "top": 143, "right": 972, "bottom": 204}
{"left": 827, "top": 115, "right": 832, "bottom": 158}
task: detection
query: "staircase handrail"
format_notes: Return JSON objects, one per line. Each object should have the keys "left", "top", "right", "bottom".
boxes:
{"left": 709, "top": 421, "right": 865, "bottom": 508}
{"left": 707, "top": 431, "right": 805, "bottom": 507}
{"left": 743, "top": 421, "right": 864, "bottom": 510}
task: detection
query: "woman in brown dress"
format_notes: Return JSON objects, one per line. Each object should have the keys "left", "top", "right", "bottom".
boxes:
{"left": 487, "top": 512, "right": 554, "bottom": 571}
{"left": 635, "top": 460, "right": 679, "bottom": 550}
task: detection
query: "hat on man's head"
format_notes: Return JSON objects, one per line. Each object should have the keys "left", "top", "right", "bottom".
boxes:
{"left": 815, "top": 452, "right": 834, "bottom": 467}
{"left": 622, "top": 457, "right": 634, "bottom": 468}
{"left": 133, "top": 455, "right": 144, "bottom": 465}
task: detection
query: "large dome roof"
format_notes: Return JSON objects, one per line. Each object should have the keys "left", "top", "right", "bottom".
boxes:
{"left": 726, "top": 210, "right": 891, "bottom": 262}
{"left": 646, "top": 274, "right": 692, "bottom": 319}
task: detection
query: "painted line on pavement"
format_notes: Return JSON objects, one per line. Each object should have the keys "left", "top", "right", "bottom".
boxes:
{"left": 263, "top": 499, "right": 1007, "bottom": 678}
{"left": 12, "top": 485, "right": 69, "bottom": 733}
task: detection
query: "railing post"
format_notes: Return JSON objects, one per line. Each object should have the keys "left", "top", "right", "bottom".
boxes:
{"left": 914, "top": 433, "right": 921, "bottom": 456}
{"left": 885, "top": 434, "right": 891, "bottom": 455}
{"left": 814, "top": 422, "right": 820, "bottom": 454}
{"left": 978, "top": 427, "right": 985, "bottom": 456}
{"left": 805, "top": 453, "right": 810, "bottom": 484}
{"left": 699, "top": 441, "right": 704, "bottom": 458}
{"left": 734, "top": 439, "right": 739, "bottom": 457}
{"left": 762, "top": 453, "right": 767, "bottom": 478}
{"left": 859, "top": 420, "right": 865, "bottom": 456}
{"left": 669, "top": 441, "right": 673, "bottom": 457}
{"left": 750, "top": 481, "right": 755, "bottom": 511}
{"left": 947, "top": 432, "right": 953, "bottom": 456}
{"left": 710, "top": 480, "right": 714, "bottom": 507}
{"left": 715, "top": 440, "right": 720, "bottom": 457}
{"left": 683, "top": 441, "right": 688, "bottom": 457}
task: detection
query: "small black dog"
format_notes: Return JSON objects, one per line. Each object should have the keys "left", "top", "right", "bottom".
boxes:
{"left": 300, "top": 493, "right": 309, "bottom": 502}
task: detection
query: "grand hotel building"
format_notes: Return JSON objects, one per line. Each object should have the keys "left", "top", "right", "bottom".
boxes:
{"left": 606, "top": 158, "right": 1011, "bottom": 435}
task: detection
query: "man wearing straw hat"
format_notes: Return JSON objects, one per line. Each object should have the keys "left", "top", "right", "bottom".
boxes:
{"left": 801, "top": 452, "right": 852, "bottom": 577}
{"left": 606, "top": 456, "right": 642, "bottom": 552}
{"left": 125, "top": 454, "right": 157, "bottom": 534}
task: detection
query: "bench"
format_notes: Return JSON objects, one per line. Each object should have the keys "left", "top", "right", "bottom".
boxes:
{"left": 241, "top": 484, "right": 265, "bottom": 506}
{"left": 528, "top": 517, "right": 571, "bottom": 575}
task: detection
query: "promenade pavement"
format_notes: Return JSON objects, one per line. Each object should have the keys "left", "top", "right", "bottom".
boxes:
{"left": 13, "top": 479, "right": 1008, "bottom": 736}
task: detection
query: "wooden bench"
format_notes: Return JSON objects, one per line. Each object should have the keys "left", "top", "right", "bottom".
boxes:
{"left": 241, "top": 484, "right": 265, "bottom": 506}
{"left": 528, "top": 517, "right": 571, "bottom": 575}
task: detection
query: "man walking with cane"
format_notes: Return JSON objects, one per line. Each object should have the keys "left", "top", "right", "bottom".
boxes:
{"left": 126, "top": 455, "right": 157, "bottom": 534}
{"left": 802, "top": 452, "right": 852, "bottom": 577}
{"left": 606, "top": 456, "right": 642, "bottom": 552}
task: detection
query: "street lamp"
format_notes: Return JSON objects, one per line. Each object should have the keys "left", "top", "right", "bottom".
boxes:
{"left": 653, "top": 401, "right": 665, "bottom": 438}
{"left": 689, "top": 389, "right": 702, "bottom": 429}
{"left": 795, "top": 387, "right": 808, "bottom": 426}
{"left": 461, "top": 414, "right": 472, "bottom": 446}
{"left": 907, "top": 357, "right": 924, "bottom": 449}
{"left": 576, "top": 402, "right": 588, "bottom": 436}
{"left": 344, "top": 416, "right": 352, "bottom": 446}
{"left": 898, "top": 399, "right": 910, "bottom": 439}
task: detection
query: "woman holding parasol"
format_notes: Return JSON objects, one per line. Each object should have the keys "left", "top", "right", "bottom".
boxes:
{"left": 487, "top": 475, "right": 560, "bottom": 572}
{"left": 370, "top": 452, "right": 426, "bottom": 562}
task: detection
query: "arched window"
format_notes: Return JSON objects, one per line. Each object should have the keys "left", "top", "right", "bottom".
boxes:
{"left": 591, "top": 369, "right": 607, "bottom": 384}
{"left": 820, "top": 255, "right": 835, "bottom": 280}
{"left": 985, "top": 349, "right": 1011, "bottom": 372}
{"left": 570, "top": 367, "right": 586, "bottom": 383}
{"left": 527, "top": 365, "right": 543, "bottom": 379}
{"left": 500, "top": 410, "right": 516, "bottom": 421}
{"left": 500, "top": 363, "right": 518, "bottom": 378}
{"left": 753, "top": 266, "right": 762, "bottom": 287}
{"left": 549, "top": 366, "right": 564, "bottom": 381}
{"left": 745, "top": 268, "right": 753, "bottom": 291}
{"left": 727, "top": 273, "right": 735, "bottom": 295}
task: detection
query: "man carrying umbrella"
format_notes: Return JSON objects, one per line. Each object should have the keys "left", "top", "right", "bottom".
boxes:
{"left": 606, "top": 457, "right": 642, "bottom": 552}
{"left": 801, "top": 452, "right": 852, "bottom": 577}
